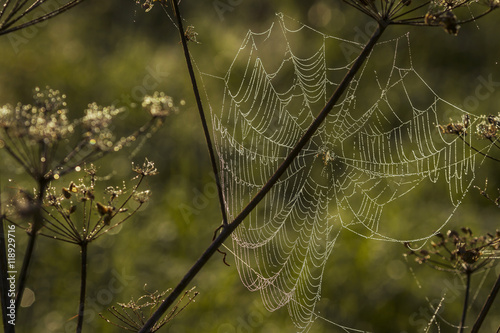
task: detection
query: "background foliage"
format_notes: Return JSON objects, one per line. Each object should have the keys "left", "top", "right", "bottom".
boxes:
{"left": 0, "top": 0, "right": 499, "bottom": 332}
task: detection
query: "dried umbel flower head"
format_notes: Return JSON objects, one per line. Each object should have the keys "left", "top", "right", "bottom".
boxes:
{"left": 0, "top": 86, "right": 168, "bottom": 181}
{"left": 133, "top": 190, "right": 151, "bottom": 204}
{"left": 100, "top": 287, "right": 198, "bottom": 332}
{"left": 425, "top": 10, "right": 460, "bottom": 35}
{"left": 438, "top": 114, "right": 469, "bottom": 136}
{"left": 405, "top": 228, "right": 500, "bottom": 274}
{"left": 0, "top": 86, "right": 73, "bottom": 144}
{"left": 184, "top": 25, "right": 200, "bottom": 44}
{"left": 136, "top": 0, "right": 161, "bottom": 12}
{"left": 142, "top": 92, "right": 178, "bottom": 118}
{"left": 2, "top": 161, "right": 157, "bottom": 244}
{"left": 82, "top": 103, "right": 123, "bottom": 151}
{"left": 82, "top": 103, "right": 122, "bottom": 133}
{"left": 132, "top": 158, "right": 158, "bottom": 177}
{"left": 342, "top": 0, "right": 498, "bottom": 34}
{"left": 476, "top": 113, "right": 500, "bottom": 140}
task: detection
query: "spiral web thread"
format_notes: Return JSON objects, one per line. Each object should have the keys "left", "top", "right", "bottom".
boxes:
{"left": 200, "top": 13, "right": 486, "bottom": 331}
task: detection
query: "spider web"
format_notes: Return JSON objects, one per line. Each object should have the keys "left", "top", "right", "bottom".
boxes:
{"left": 200, "top": 13, "right": 485, "bottom": 331}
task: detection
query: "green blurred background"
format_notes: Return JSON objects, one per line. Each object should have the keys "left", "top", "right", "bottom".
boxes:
{"left": 0, "top": 1, "right": 499, "bottom": 332}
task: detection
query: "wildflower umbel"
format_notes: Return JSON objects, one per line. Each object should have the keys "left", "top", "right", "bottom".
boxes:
{"left": 476, "top": 113, "right": 500, "bottom": 140}
{"left": 6, "top": 159, "right": 158, "bottom": 244}
{"left": 142, "top": 91, "right": 178, "bottom": 118}
{"left": 0, "top": 86, "right": 172, "bottom": 180}
{"left": 438, "top": 113, "right": 500, "bottom": 162}
{"left": 0, "top": 87, "right": 73, "bottom": 143}
{"left": 0, "top": 87, "right": 74, "bottom": 178}
{"left": 405, "top": 228, "right": 500, "bottom": 274}
{"left": 132, "top": 158, "right": 158, "bottom": 176}
{"left": 137, "top": 0, "right": 162, "bottom": 12}
{"left": 342, "top": 0, "right": 499, "bottom": 34}
{"left": 100, "top": 287, "right": 198, "bottom": 332}
{"left": 438, "top": 114, "right": 470, "bottom": 136}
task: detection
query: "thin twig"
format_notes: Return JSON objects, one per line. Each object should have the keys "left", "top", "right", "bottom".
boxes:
{"left": 471, "top": 273, "right": 500, "bottom": 333}
{"left": 138, "top": 20, "right": 387, "bottom": 333}
{"left": 167, "top": 0, "right": 228, "bottom": 227}
{"left": 458, "top": 135, "right": 500, "bottom": 163}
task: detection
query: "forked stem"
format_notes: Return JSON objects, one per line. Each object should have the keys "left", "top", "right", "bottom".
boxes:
{"left": 138, "top": 21, "right": 387, "bottom": 333}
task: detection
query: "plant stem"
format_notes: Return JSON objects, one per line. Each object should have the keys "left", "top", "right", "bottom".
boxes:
{"left": 76, "top": 242, "right": 88, "bottom": 333}
{"left": 471, "top": 272, "right": 500, "bottom": 333}
{"left": 458, "top": 271, "right": 471, "bottom": 333}
{"left": 169, "top": 0, "right": 228, "bottom": 226}
{"left": 138, "top": 21, "right": 386, "bottom": 333}
{"left": 15, "top": 178, "right": 48, "bottom": 312}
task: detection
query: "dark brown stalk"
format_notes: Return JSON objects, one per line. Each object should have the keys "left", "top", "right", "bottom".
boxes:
{"left": 471, "top": 273, "right": 500, "bottom": 333}
{"left": 458, "top": 271, "right": 471, "bottom": 333}
{"left": 167, "top": 0, "right": 228, "bottom": 226}
{"left": 138, "top": 20, "right": 387, "bottom": 333}
{"left": 76, "top": 242, "right": 88, "bottom": 333}
{"left": 15, "top": 177, "right": 48, "bottom": 312}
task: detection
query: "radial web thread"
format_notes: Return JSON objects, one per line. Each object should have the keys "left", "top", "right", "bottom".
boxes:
{"left": 201, "top": 14, "right": 486, "bottom": 331}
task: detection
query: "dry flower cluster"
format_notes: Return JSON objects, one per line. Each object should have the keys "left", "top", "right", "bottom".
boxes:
{"left": 343, "top": 0, "right": 499, "bottom": 34}
{"left": 405, "top": 228, "right": 500, "bottom": 274}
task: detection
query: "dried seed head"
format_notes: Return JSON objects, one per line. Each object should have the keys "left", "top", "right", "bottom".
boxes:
{"left": 184, "top": 26, "right": 200, "bottom": 44}
{"left": 476, "top": 113, "right": 499, "bottom": 139}
{"left": 132, "top": 158, "right": 158, "bottom": 177}
{"left": 137, "top": 0, "right": 159, "bottom": 12}
{"left": 133, "top": 190, "right": 151, "bottom": 204}
{"left": 438, "top": 115, "right": 469, "bottom": 136}
{"left": 447, "top": 229, "right": 460, "bottom": 239}
{"left": 69, "top": 205, "right": 77, "bottom": 214}
{"left": 62, "top": 187, "right": 72, "bottom": 199}
{"left": 96, "top": 202, "right": 114, "bottom": 216}
{"left": 0, "top": 87, "right": 74, "bottom": 144}
{"left": 142, "top": 92, "right": 178, "bottom": 118}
